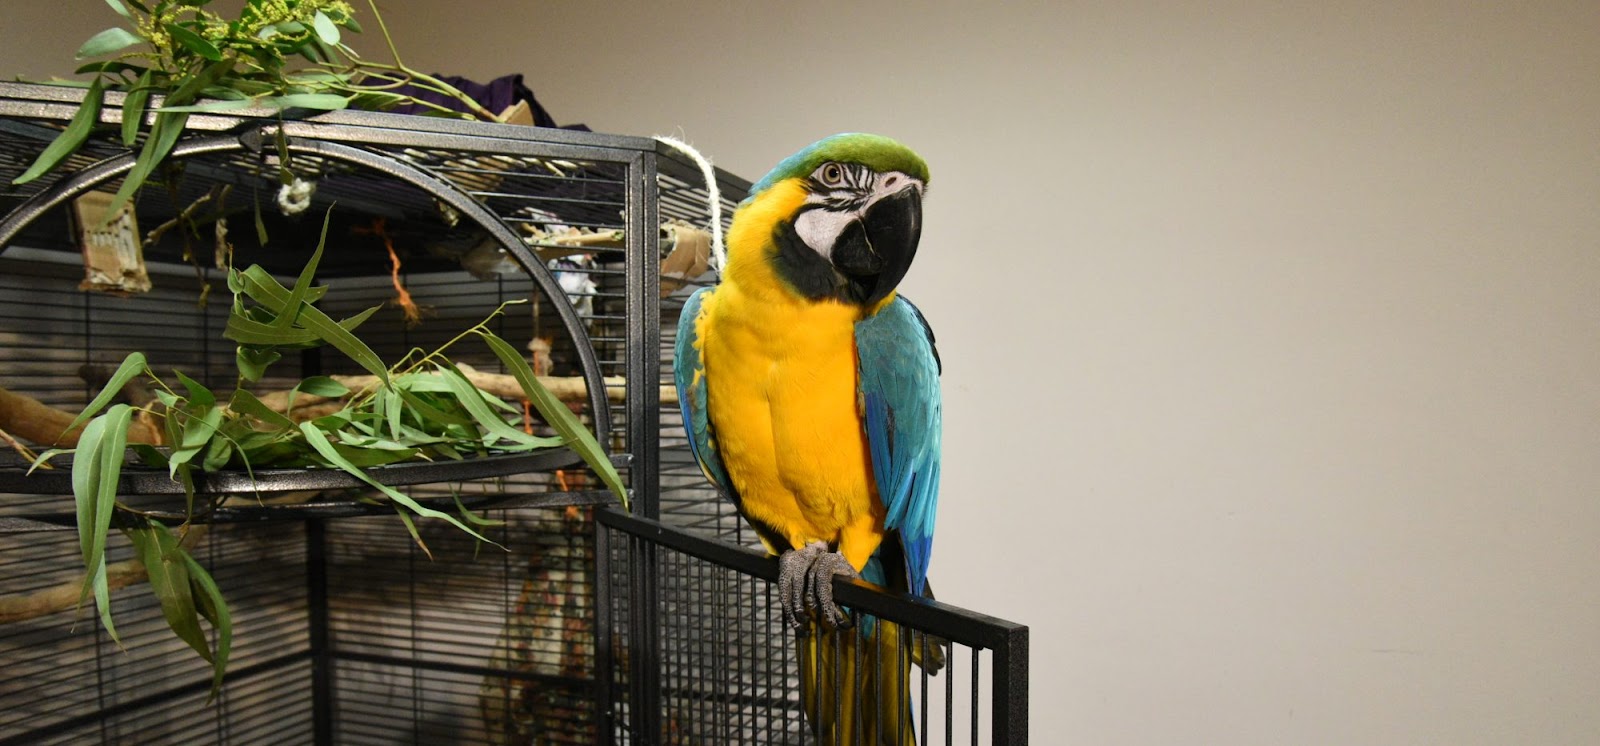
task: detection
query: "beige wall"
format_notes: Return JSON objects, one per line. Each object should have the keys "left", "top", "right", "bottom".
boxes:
{"left": 8, "top": 2, "right": 1600, "bottom": 742}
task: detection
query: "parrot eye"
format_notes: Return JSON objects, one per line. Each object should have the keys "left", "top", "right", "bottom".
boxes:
{"left": 818, "top": 162, "right": 846, "bottom": 188}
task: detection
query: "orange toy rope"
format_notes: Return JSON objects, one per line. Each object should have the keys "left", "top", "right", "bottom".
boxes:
{"left": 353, "top": 217, "right": 422, "bottom": 326}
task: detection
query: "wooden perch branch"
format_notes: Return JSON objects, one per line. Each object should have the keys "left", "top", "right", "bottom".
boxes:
{"left": 256, "top": 368, "right": 678, "bottom": 418}
{"left": 0, "top": 525, "right": 207, "bottom": 624}
{"left": 0, "top": 385, "right": 162, "bottom": 449}
{"left": 0, "top": 487, "right": 316, "bottom": 625}
{"left": 0, "top": 372, "right": 680, "bottom": 455}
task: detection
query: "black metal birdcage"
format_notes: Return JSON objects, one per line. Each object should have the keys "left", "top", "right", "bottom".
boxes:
{"left": 0, "top": 81, "right": 1026, "bottom": 745}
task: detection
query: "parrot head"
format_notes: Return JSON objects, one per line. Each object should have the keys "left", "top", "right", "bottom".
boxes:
{"left": 728, "top": 133, "right": 929, "bottom": 308}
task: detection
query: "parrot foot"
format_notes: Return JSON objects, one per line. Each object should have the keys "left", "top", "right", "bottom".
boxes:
{"left": 777, "top": 541, "right": 859, "bottom": 631}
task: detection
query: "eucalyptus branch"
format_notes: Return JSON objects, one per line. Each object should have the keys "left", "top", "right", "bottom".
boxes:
{"left": 365, "top": 0, "right": 406, "bottom": 68}
{"left": 353, "top": 62, "right": 498, "bottom": 120}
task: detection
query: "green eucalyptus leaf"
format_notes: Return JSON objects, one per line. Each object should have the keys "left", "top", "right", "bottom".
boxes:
{"left": 327, "top": 442, "right": 417, "bottom": 467}
{"left": 72, "top": 416, "right": 109, "bottom": 582}
{"left": 166, "top": 23, "right": 223, "bottom": 61}
{"left": 285, "top": 70, "right": 346, "bottom": 84}
{"left": 308, "top": 411, "right": 352, "bottom": 430}
{"left": 311, "top": 11, "right": 341, "bottom": 45}
{"left": 91, "top": 562, "right": 119, "bottom": 645}
{"left": 253, "top": 188, "right": 268, "bottom": 246}
{"left": 74, "top": 61, "right": 147, "bottom": 75}
{"left": 65, "top": 351, "right": 146, "bottom": 437}
{"left": 396, "top": 387, "right": 474, "bottom": 428}
{"left": 13, "top": 77, "right": 104, "bottom": 186}
{"left": 104, "top": 0, "right": 133, "bottom": 18}
{"left": 234, "top": 265, "right": 330, "bottom": 312}
{"left": 239, "top": 439, "right": 303, "bottom": 466}
{"left": 121, "top": 69, "right": 153, "bottom": 146}
{"left": 27, "top": 449, "right": 68, "bottom": 474}
{"left": 173, "top": 369, "right": 215, "bottom": 409}
{"left": 165, "top": 58, "right": 235, "bottom": 106}
{"left": 201, "top": 435, "right": 234, "bottom": 471}
{"left": 197, "top": 86, "right": 249, "bottom": 100}
{"left": 297, "top": 422, "right": 496, "bottom": 547}
{"left": 263, "top": 93, "right": 349, "bottom": 111}
{"left": 180, "top": 550, "right": 231, "bottom": 700}
{"left": 106, "top": 107, "right": 188, "bottom": 217}
{"left": 294, "top": 303, "right": 390, "bottom": 383}
{"left": 130, "top": 443, "right": 167, "bottom": 467}
{"left": 173, "top": 460, "right": 197, "bottom": 517}
{"left": 77, "top": 27, "right": 144, "bottom": 59}
{"left": 429, "top": 443, "right": 464, "bottom": 461}
{"left": 296, "top": 376, "right": 349, "bottom": 398}
{"left": 348, "top": 90, "right": 410, "bottom": 111}
{"left": 228, "top": 389, "right": 293, "bottom": 430}
{"left": 452, "top": 489, "right": 503, "bottom": 528}
{"left": 128, "top": 522, "right": 211, "bottom": 663}
{"left": 477, "top": 330, "right": 629, "bottom": 507}
{"left": 384, "top": 387, "right": 403, "bottom": 440}
{"left": 234, "top": 345, "right": 281, "bottom": 382}
{"left": 158, "top": 98, "right": 258, "bottom": 113}
{"left": 225, "top": 315, "right": 322, "bottom": 346}
{"left": 168, "top": 405, "right": 223, "bottom": 478}
{"left": 82, "top": 404, "right": 133, "bottom": 643}
{"left": 437, "top": 364, "right": 559, "bottom": 449}
{"left": 275, "top": 208, "right": 333, "bottom": 331}
{"left": 390, "top": 508, "right": 430, "bottom": 559}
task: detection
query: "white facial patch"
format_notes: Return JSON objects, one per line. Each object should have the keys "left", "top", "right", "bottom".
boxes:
{"left": 792, "top": 169, "right": 924, "bottom": 258}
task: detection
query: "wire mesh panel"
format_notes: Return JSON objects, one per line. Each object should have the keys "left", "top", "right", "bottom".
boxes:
{"left": 597, "top": 507, "right": 1030, "bottom": 746}
{"left": 0, "top": 521, "right": 314, "bottom": 746}
{"left": 322, "top": 506, "right": 601, "bottom": 746}
{"left": 653, "top": 153, "right": 750, "bottom": 542}
{"left": 0, "top": 81, "right": 673, "bottom": 745}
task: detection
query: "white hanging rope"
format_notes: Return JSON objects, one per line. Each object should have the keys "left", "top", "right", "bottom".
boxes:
{"left": 653, "top": 135, "right": 726, "bottom": 275}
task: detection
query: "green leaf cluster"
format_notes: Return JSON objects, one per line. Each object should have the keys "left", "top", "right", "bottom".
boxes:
{"left": 32, "top": 208, "right": 629, "bottom": 700}
{"left": 13, "top": 0, "right": 499, "bottom": 211}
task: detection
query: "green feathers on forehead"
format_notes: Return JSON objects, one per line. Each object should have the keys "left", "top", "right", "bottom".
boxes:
{"left": 748, "top": 133, "right": 930, "bottom": 196}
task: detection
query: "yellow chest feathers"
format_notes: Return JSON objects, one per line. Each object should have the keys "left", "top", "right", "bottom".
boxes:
{"left": 696, "top": 285, "right": 882, "bottom": 550}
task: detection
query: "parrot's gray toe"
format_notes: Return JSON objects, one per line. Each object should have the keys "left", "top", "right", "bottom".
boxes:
{"left": 778, "top": 542, "right": 829, "bottom": 630}
{"left": 805, "top": 549, "right": 859, "bottom": 629}
{"left": 776, "top": 542, "right": 858, "bottom": 631}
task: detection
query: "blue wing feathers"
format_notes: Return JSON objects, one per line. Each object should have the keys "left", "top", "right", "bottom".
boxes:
{"left": 674, "top": 288, "right": 729, "bottom": 492}
{"left": 856, "top": 297, "right": 941, "bottom": 596}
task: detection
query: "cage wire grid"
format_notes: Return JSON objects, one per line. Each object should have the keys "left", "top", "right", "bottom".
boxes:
{"left": 0, "top": 80, "right": 654, "bottom": 745}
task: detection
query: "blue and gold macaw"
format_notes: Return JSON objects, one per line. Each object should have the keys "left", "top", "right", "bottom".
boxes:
{"left": 675, "top": 133, "right": 941, "bottom": 745}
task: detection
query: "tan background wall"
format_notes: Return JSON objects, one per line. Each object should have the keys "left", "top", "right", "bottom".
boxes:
{"left": 5, "top": 1, "right": 1598, "bottom": 742}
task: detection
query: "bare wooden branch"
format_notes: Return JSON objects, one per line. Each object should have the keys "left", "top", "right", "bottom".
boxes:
{"left": 0, "top": 385, "right": 162, "bottom": 449}
{"left": 253, "top": 368, "right": 679, "bottom": 416}
{"left": 0, "top": 526, "right": 206, "bottom": 624}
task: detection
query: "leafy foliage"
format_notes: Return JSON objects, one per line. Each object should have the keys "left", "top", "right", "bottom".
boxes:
{"left": 31, "top": 209, "right": 629, "bottom": 699}
{"left": 13, "top": 0, "right": 498, "bottom": 212}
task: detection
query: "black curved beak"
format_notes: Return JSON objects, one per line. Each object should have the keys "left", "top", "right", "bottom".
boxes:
{"left": 831, "top": 187, "right": 923, "bottom": 306}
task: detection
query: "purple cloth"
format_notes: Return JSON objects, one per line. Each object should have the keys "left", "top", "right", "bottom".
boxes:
{"left": 394, "top": 73, "right": 585, "bottom": 129}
